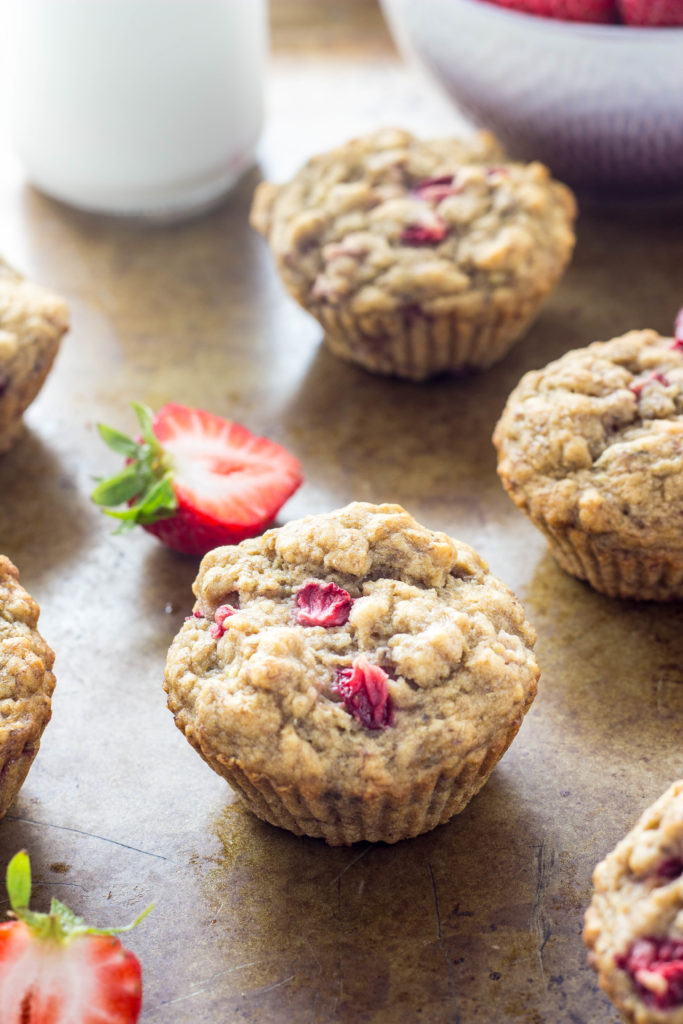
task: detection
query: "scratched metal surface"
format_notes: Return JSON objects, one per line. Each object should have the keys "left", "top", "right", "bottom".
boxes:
{"left": 1, "top": 4, "right": 683, "bottom": 1021}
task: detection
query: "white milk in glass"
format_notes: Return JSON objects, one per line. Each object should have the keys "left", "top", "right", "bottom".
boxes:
{"left": 8, "top": 0, "right": 267, "bottom": 218}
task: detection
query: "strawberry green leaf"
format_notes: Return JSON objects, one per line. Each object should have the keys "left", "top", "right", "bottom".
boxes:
{"left": 91, "top": 466, "right": 148, "bottom": 507}
{"left": 96, "top": 423, "right": 141, "bottom": 459}
{"left": 84, "top": 902, "right": 154, "bottom": 937}
{"left": 6, "top": 850, "right": 31, "bottom": 911}
{"left": 132, "top": 401, "right": 161, "bottom": 450}
{"left": 101, "top": 474, "right": 177, "bottom": 525}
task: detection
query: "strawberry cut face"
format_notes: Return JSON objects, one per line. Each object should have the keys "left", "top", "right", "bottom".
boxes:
{"left": 0, "top": 922, "right": 143, "bottom": 1024}
{"left": 154, "top": 404, "right": 303, "bottom": 530}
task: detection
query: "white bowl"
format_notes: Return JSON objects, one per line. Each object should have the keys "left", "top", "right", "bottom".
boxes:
{"left": 380, "top": 0, "right": 683, "bottom": 193}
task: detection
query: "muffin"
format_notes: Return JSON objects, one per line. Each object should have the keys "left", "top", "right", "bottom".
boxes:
{"left": 164, "top": 502, "right": 539, "bottom": 845}
{"left": 250, "top": 127, "right": 576, "bottom": 380}
{"left": 493, "top": 329, "right": 683, "bottom": 600}
{"left": 0, "top": 556, "right": 56, "bottom": 817}
{"left": 584, "top": 781, "right": 683, "bottom": 1023}
{"left": 0, "top": 258, "right": 69, "bottom": 453}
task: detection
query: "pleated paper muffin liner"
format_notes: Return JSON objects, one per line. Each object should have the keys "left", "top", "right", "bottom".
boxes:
{"left": 315, "top": 300, "right": 542, "bottom": 381}
{"left": 539, "top": 522, "right": 683, "bottom": 601}
{"left": 205, "top": 718, "right": 526, "bottom": 846}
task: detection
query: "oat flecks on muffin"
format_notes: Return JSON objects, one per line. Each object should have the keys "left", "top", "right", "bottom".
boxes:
{"left": 164, "top": 502, "right": 539, "bottom": 845}
{"left": 584, "top": 781, "right": 683, "bottom": 1023}
{"left": 493, "top": 329, "right": 683, "bottom": 600}
{"left": 0, "top": 556, "right": 56, "bottom": 817}
{"left": 250, "top": 127, "right": 576, "bottom": 380}
{"left": 0, "top": 259, "right": 69, "bottom": 454}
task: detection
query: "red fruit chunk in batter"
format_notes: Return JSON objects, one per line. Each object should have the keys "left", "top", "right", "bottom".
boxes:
{"left": 414, "top": 176, "right": 461, "bottom": 203}
{"left": 210, "top": 604, "right": 235, "bottom": 638}
{"left": 332, "top": 656, "right": 393, "bottom": 730}
{"left": 617, "top": 937, "right": 683, "bottom": 1009}
{"left": 295, "top": 581, "right": 352, "bottom": 627}
{"left": 672, "top": 308, "right": 683, "bottom": 350}
{"left": 400, "top": 219, "right": 448, "bottom": 246}
{"left": 657, "top": 858, "right": 683, "bottom": 881}
{"left": 629, "top": 370, "right": 670, "bottom": 397}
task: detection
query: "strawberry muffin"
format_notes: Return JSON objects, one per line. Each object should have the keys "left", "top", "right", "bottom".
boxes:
{"left": 494, "top": 328, "right": 683, "bottom": 600}
{"left": 164, "top": 502, "right": 539, "bottom": 845}
{"left": 584, "top": 781, "right": 683, "bottom": 1023}
{"left": 0, "top": 258, "right": 69, "bottom": 453}
{"left": 250, "top": 127, "right": 576, "bottom": 380}
{"left": 0, "top": 556, "right": 56, "bottom": 817}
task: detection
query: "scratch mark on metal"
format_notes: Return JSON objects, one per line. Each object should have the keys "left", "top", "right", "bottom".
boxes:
{"left": 252, "top": 973, "right": 295, "bottom": 996}
{"left": 532, "top": 840, "right": 554, "bottom": 987}
{"left": 309, "top": 989, "right": 319, "bottom": 1024}
{"left": 328, "top": 844, "right": 372, "bottom": 886}
{"left": 428, "top": 861, "right": 460, "bottom": 1023}
{"left": 158, "top": 960, "right": 267, "bottom": 1005}
{"left": 5, "top": 815, "right": 169, "bottom": 861}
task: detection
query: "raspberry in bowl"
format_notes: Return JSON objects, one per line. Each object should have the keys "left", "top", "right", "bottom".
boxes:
{"left": 164, "top": 502, "right": 540, "bottom": 845}
{"left": 380, "top": 0, "right": 683, "bottom": 193}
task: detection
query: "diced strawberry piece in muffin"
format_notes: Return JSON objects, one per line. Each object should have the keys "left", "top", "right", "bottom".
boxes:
{"left": 413, "top": 176, "right": 461, "bottom": 203}
{"left": 672, "top": 308, "right": 683, "bottom": 351}
{"left": 629, "top": 370, "right": 670, "bottom": 397}
{"left": 332, "top": 656, "right": 393, "bottom": 730}
{"left": 656, "top": 858, "right": 683, "bottom": 882}
{"left": 400, "top": 219, "right": 448, "bottom": 246}
{"left": 210, "top": 604, "right": 236, "bottom": 639}
{"left": 616, "top": 937, "right": 683, "bottom": 1009}
{"left": 295, "top": 581, "right": 352, "bottom": 627}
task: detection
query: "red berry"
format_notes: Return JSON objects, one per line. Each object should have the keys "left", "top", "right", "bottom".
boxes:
{"left": 657, "top": 858, "right": 683, "bottom": 881}
{"left": 332, "top": 656, "right": 393, "bottom": 730}
{"left": 618, "top": 0, "right": 683, "bottom": 23}
{"left": 629, "top": 369, "right": 670, "bottom": 397}
{"left": 400, "top": 218, "right": 448, "bottom": 246}
{"left": 92, "top": 402, "right": 303, "bottom": 556}
{"left": 413, "top": 176, "right": 461, "bottom": 203}
{"left": 295, "top": 581, "right": 353, "bottom": 627}
{"left": 479, "top": 0, "right": 617, "bottom": 21}
{"left": 210, "top": 604, "right": 236, "bottom": 638}
{"left": 617, "top": 937, "right": 683, "bottom": 1009}
{"left": 672, "top": 307, "right": 683, "bottom": 350}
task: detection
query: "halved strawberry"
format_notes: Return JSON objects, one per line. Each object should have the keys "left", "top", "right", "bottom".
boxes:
{"left": 0, "top": 850, "right": 151, "bottom": 1024}
{"left": 92, "top": 402, "right": 303, "bottom": 556}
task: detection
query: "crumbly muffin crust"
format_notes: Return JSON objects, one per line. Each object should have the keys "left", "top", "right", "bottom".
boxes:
{"left": 0, "top": 258, "right": 69, "bottom": 453}
{"left": 0, "top": 556, "right": 56, "bottom": 817}
{"left": 164, "top": 502, "right": 539, "bottom": 844}
{"left": 251, "top": 128, "right": 576, "bottom": 379}
{"left": 584, "top": 781, "right": 683, "bottom": 1023}
{"left": 493, "top": 329, "right": 683, "bottom": 599}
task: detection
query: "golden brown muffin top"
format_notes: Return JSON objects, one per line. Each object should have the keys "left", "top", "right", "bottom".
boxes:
{"left": 494, "top": 330, "right": 683, "bottom": 550}
{"left": 250, "top": 127, "right": 576, "bottom": 318}
{"left": 164, "top": 503, "right": 538, "bottom": 801}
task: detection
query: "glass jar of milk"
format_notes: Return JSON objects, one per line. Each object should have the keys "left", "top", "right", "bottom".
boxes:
{"left": 7, "top": 0, "right": 267, "bottom": 218}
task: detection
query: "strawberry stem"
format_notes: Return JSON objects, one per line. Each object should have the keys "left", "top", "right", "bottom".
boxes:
{"left": 5, "top": 850, "right": 153, "bottom": 943}
{"left": 92, "top": 402, "right": 179, "bottom": 528}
